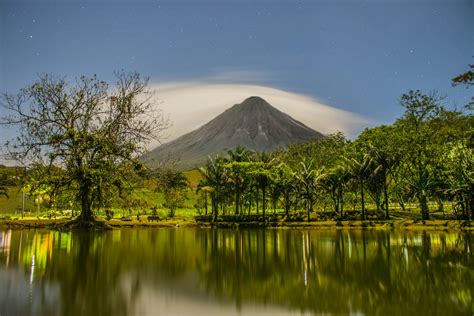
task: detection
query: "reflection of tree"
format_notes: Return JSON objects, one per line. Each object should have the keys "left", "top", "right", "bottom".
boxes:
{"left": 36, "top": 232, "right": 131, "bottom": 315}
{"left": 196, "top": 230, "right": 473, "bottom": 315}
{"left": 3, "top": 229, "right": 202, "bottom": 316}
{"left": 1, "top": 229, "right": 472, "bottom": 315}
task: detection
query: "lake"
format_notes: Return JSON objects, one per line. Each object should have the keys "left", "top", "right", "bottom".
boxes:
{"left": 0, "top": 228, "right": 472, "bottom": 315}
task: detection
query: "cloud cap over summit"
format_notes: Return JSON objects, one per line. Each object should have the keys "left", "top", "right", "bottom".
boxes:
{"left": 144, "top": 96, "right": 323, "bottom": 170}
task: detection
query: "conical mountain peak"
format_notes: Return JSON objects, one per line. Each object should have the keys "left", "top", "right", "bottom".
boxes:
{"left": 234, "top": 96, "right": 272, "bottom": 110}
{"left": 145, "top": 96, "right": 323, "bottom": 170}
{"left": 241, "top": 96, "right": 270, "bottom": 105}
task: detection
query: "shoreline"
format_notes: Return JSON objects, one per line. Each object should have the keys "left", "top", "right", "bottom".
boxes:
{"left": 0, "top": 218, "right": 472, "bottom": 232}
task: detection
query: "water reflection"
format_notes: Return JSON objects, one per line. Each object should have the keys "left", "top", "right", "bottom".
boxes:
{"left": 0, "top": 229, "right": 472, "bottom": 315}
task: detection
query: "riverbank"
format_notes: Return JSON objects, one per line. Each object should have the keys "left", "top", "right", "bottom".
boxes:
{"left": 201, "top": 219, "right": 473, "bottom": 231}
{"left": 0, "top": 217, "right": 472, "bottom": 231}
{"left": 0, "top": 217, "right": 199, "bottom": 230}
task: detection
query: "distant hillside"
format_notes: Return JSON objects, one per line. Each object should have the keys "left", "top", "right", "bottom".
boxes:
{"left": 143, "top": 96, "right": 323, "bottom": 170}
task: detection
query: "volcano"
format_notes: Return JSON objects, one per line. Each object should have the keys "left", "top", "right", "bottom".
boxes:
{"left": 144, "top": 96, "right": 323, "bottom": 169}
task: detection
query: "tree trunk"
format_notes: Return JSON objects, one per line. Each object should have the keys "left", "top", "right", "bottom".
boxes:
{"left": 255, "top": 188, "right": 259, "bottom": 214}
{"left": 262, "top": 186, "right": 266, "bottom": 221}
{"left": 79, "top": 181, "right": 94, "bottom": 222}
{"left": 235, "top": 191, "right": 240, "bottom": 215}
{"left": 307, "top": 201, "right": 311, "bottom": 222}
{"left": 213, "top": 199, "right": 218, "bottom": 222}
{"left": 340, "top": 191, "right": 344, "bottom": 218}
{"left": 469, "top": 196, "right": 473, "bottom": 221}
{"left": 397, "top": 192, "right": 406, "bottom": 212}
{"left": 383, "top": 173, "right": 389, "bottom": 219}
{"left": 375, "top": 191, "right": 381, "bottom": 212}
{"left": 418, "top": 194, "right": 430, "bottom": 220}
{"left": 360, "top": 179, "right": 366, "bottom": 220}
{"left": 436, "top": 198, "right": 444, "bottom": 219}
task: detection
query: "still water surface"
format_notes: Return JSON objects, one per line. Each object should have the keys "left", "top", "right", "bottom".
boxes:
{"left": 0, "top": 228, "right": 472, "bottom": 316}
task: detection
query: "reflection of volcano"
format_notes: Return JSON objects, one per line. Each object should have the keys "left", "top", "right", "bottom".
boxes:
{"left": 0, "top": 229, "right": 471, "bottom": 316}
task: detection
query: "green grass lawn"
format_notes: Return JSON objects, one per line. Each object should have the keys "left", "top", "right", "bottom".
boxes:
{"left": 0, "top": 185, "right": 201, "bottom": 218}
{"left": 0, "top": 187, "right": 36, "bottom": 215}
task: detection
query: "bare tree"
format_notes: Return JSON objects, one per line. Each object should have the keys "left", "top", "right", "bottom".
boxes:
{"left": 1, "top": 71, "right": 168, "bottom": 222}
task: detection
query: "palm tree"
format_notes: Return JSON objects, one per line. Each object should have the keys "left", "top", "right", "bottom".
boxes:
{"left": 196, "top": 184, "right": 213, "bottom": 215}
{"left": 318, "top": 166, "right": 350, "bottom": 218}
{"left": 253, "top": 165, "right": 271, "bottom": 221}
{"left": 225, "top": 161, "right": 251, "bottom": 215}
{"left": 225, "top": 147, "right": 254, "bottom": 215}
{"left": 344, "top": 154, "right": 371, "bottom": 220}
{"left": 199, "top": 156, "right": 228, "bottom": 222}
{"left": 367, "top": 145, "right": 399, "bottom": 219}
{"left": 294, "top": 159, "right": 319, "bottom": 222}
{"left": 272, "top": 163, "right": 295, "bottom": 217}
{"left": 250, "top": 153, "right": 275, "bottom": 221}
{"left": 226, "top": 145, "right": 253, "bottom": 162}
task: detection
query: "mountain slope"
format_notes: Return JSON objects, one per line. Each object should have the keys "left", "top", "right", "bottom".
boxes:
{"left": 144, "top": 96, "right": 323, "bottom": 169}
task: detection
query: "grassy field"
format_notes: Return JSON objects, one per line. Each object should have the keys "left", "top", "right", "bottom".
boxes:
{"left": 0, "top": 187, "right": 36, "bottom": 215}
{"left": 0, "top": 165, "right": 461, "bottom": 222}
{"left": 0, "top": 187, "right": 201, "bottom": 218}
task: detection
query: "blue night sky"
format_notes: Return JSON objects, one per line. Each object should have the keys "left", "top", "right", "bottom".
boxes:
{"left": 0, "top": 0, "right": 473, "bottom": 140}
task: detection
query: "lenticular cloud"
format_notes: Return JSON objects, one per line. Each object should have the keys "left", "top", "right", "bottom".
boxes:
{"left": 149, "top": 82, "right": 373, "bottom": 147}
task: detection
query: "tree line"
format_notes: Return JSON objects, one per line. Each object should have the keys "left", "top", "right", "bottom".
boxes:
{"left": 197, "top": 90, "right": 472, "bottom": 222}
{"left": 0, "top": 66, "right": 472, "bottom": 223}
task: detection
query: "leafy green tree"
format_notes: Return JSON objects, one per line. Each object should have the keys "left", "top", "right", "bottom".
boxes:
{"left": 154, "top": 168, "right": 189, "bottom": 217}
{"left": 284, "top": 132, "right": 348, "bottom": 169}
{"left": 354, "top": 125, "right": 403, "bottom": 217}
{"left": 443, "top": 141, "right": 473, "bottom": 219}
{"left": 396, "top": 90, "right": 444, "bottom": 220}
{"left": 0, "top": 72, "right": 167, "bottom": 222}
